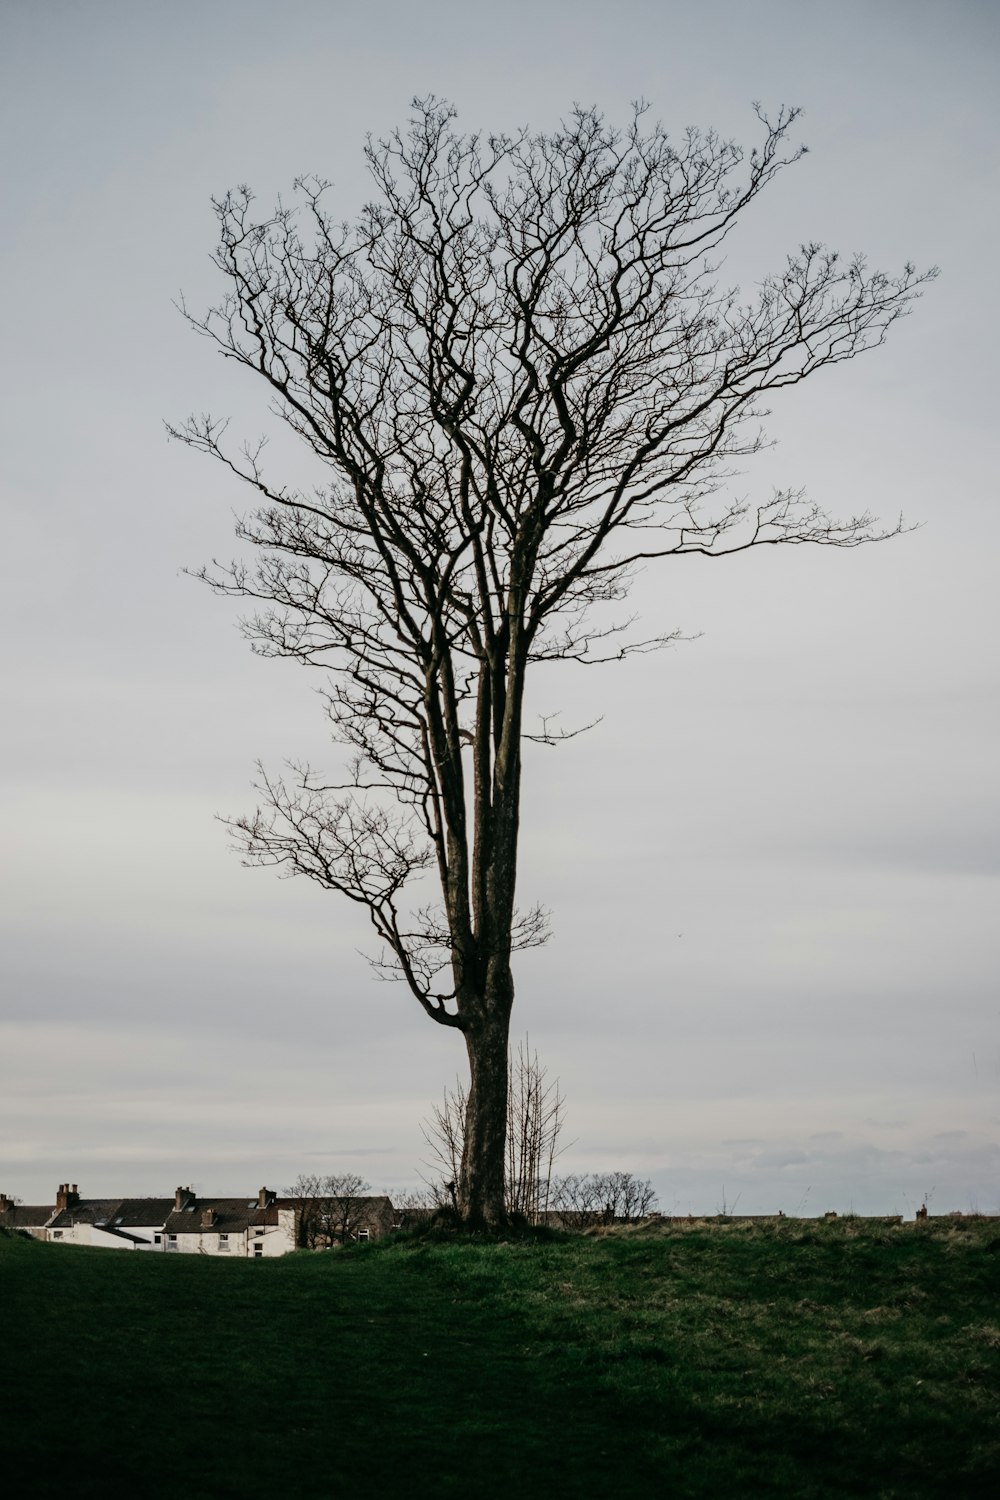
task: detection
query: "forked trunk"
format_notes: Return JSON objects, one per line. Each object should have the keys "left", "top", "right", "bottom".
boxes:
{"left": 458, "top": 1006, "right": 511, "bottom": 1230}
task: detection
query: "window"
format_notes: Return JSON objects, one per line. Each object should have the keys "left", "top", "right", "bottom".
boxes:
{"left": 253, "top": 1242, "right": 263, "bottom": 1257}
{"left": 167, "top": 1234, "right": 178, "bottom": 1252}
{"left": 154, "top": 1234, "right": 162, "bottom": 1244}
{"left": 355, "top": 1228, "right": 371, "bottom": 1242}
{"left": 52, "top": 1230, "right": 63, "bottom": 1239}
{"left": 219, "top": 1234, "right": 230, "bottom": 1252}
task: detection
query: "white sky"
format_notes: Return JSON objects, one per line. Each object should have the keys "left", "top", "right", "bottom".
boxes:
{"left": 1, "top": 0, "right": 997, "bottom": 1216}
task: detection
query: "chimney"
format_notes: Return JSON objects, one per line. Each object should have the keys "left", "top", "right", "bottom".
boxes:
{"left": 174, "top": 1186, "right": 192, "bottom": 1211}
{"left": 257, "top": 1186, "right": 274, "bottom": 1209}
{"left": 201, "top": 1207, "right": 215, "bottom": 1228}
{"left": 56, "top": 1183, "right": 80, "bottom": 1212}
{"left": 0, "top": 1193, "right": 12, "bottom": 1214}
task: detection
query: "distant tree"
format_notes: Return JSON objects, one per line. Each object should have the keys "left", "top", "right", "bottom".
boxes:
{"left": 387, "top": 1187, "right": 439, "bottom": 1213}
{"left": 550, "top": 1172, "right": 604, "bottom": 1226}
{"left": 174, "top": 97, "right": 932, "bottom": 1230}
{"left": 284, "top": 1172, "right": 374, "bottom": 1248}
{"left": 601, "top": 1170, "right": 658, "bottom": 1222}
{"left": 552, "top": 1171, "right": 657, "bottom": 1226}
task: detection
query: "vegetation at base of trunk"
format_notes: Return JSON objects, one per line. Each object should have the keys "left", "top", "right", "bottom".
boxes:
{"left": 5, "top": 1218, "right": 999, "bottom": 1497}
{"left": 171, "top": 97, "right": 933, "bottom": 1226}
{"left": 423, "top": 1036, "right": 567, "bottom": 1220}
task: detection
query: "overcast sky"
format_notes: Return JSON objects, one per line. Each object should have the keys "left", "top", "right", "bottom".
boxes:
{"left": 2, "top": 0, "right": 997, "bottom": 1216}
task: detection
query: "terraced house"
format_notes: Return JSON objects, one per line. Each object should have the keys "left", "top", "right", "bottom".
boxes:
{"left": 0, "top": 1183, "right": 397, "bottom": 1255}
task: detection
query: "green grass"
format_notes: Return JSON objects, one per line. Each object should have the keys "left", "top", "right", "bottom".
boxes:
{"left": 4, "top": 1218, "right": 1000, "bottom": 1497}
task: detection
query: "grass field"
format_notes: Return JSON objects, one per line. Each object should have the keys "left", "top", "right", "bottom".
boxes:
{"left": 4, "top": 1217, "right": 999, "bottom": 1498}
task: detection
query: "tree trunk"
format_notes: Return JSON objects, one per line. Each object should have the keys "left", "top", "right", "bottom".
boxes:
{"left": 458, "top": 996, "right": 512, "bottom": 1230}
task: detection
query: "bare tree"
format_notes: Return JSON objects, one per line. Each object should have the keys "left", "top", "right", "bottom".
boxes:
{"left": 598, "top": 1170, "right": 658, "bottom": 1222}
{"left": 422, "top": 1085, "right": 465, "bottom": 1209}
{"left": 386, "top": 1187, "right": 439, "bottom": 1213}
{"left": 173, "top": 97, "right": 932, "bottom": 1229}
{"left": 550, "top": 1172, "right": 605, "bottom": 1227}
{"left": 505, "top": 1038, "right": 565, "bottom": 1221}
{"left": 284, "top": 1172, "right": 374, "bottom": 1248}
{"left": 552, "top": 1170, "right": 657, "bottom": 1226}
{"left": 423, "top": 1037, "right": 565, "bottom": 1221}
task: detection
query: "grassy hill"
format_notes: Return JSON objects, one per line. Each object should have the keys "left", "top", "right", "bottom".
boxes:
{"left": 3, "top": 1217, "right": 999, "bottom": 1497}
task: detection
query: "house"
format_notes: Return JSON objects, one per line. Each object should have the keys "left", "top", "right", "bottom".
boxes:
{"left": 248, "top": 1190, "right": 301, "bottom": 1258}
{"left": 290, "top": 1191, "right": 397, "bottom": 1249}
{"left": 0, "top": 1192, "right": 54, "bottom": 1240}
{"left": 2, "top": 1181, "right": 407, "bottom": 1256}
{"left": 45, "top": 1183, "right": 175, "bottom": 1251}
{"left": 160, "top": 1186, "right": 297, "bottom": 1257}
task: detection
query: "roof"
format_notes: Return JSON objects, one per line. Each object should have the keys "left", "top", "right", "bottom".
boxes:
{"left": 250, "top": 1204, "right": 285, "bottom": 1226}
{"left": 0, "top": 1204, "right": 55, "bottom": 1228}
{"left": 393, "top": 1206, "right": 435, "bottom": 1227}
{"left": 283, "top": 1194, "right": 395, "bottom": 1214}
{"left": 162, "top": 1199, "right": 256, "bottom": 1235}
{"left": 112, "top": 1199, "right": 174, "bottom": 1228}
{"left": 49, "top": 1199, "right": 124, "bottom": 1230}
{"left": 48, "top": 1197, "right": 174, "bottom": 1231}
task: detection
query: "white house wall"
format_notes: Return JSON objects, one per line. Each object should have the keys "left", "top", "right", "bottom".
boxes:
{"left": 127, "top": 1226, "right": 163, "bottom": 1250}
{"left": 248, "top": 1211, "right": 297, "bottom": 1257}
{"left": 87, "top": 1226, "right": 142, "bottom": 1251}
{"left": 165, "top": 1231, "right": 245, "bottom": 1256}
{"left": 165, "top": 1220, "right": 296, "bottom": 1257}
{"left": 47, "top": 1224, "right": 87, "bottom": 1248}
{"left": 47, "top": 1224, "right": 128, "bottom": 1250}
{"left": 47, "top": 1222, "right": 164, "bottom": 1250}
